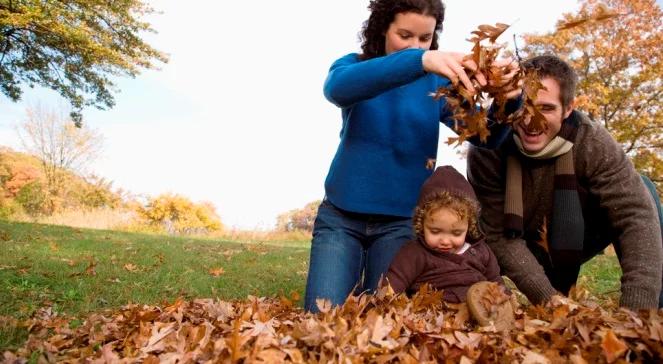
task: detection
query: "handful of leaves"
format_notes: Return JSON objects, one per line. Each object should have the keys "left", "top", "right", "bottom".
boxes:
{"left": 430, "top": 22, "right": 544, "bottom": 146}
{"left": 434, "top": 11, "right": 622, "bottom": 146}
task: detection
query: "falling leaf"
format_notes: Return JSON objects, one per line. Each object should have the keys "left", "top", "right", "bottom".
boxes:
{"left": 557, "top": 5, "right": 622, "bottom": 31}
{"left": 425, "top": 158, "right": 436, "bottom": 170}
{"left": 536, "top": 217, "right": 549, "bottom": 253}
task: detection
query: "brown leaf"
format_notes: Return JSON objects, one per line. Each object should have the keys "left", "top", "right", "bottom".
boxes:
{"left": 141, "top": 322, "right": 176, "bottom": 354}
{"left": 601, "top": 329, "right": 628, "bottom": 363}
{"left": 557, "top": 5, "right": 622, "bottom": 31}
{"left": 425, "top": 158, "right": 436, "bottom": 170}
{"left": 536, "top": 217, "right": 549, "bottom": 253}
{"left": 209, "top": 267, "right": 225, "bottom": 277}
{"left": 84, "top": 257, "right": 96, "bottom": 276}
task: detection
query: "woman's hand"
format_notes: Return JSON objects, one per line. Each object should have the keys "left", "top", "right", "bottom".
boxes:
{"left": 488, "top": 57, "right": 523, "bottom": 100}
{"left": 422, "top": 50, "right": 486, "bottom": 94}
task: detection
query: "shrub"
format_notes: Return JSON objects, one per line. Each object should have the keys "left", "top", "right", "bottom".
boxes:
{"left": 72, "top": 176, "right": 121, "bottom": 209}
{"left": 0, "top": 196, "right": 24, "bottom": 219}
{"left": 138, "top": 194, "right": 222, "bottom": 235}
{"left": 276, "top": 200, "right": 321, "bottom": 232}
{"left": 15, "top": 181, "right": 47, "bottom": 216}
{"left": 4, "top": 165, "right": 41, "bottom": 197}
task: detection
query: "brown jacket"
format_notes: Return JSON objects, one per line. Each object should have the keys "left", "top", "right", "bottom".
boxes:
{"left": 467, "top": 111, "right": 662, "bottom": 309}
{"left": 386, "top": 165, "right": 505, "bottom": 303}
{"left": 386, "top": 238, "right": 504, "bottom": 303}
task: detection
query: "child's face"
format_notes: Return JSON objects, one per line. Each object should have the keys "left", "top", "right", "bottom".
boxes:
{"left": 423, "top": 207, "right": 469, "bottom": 254}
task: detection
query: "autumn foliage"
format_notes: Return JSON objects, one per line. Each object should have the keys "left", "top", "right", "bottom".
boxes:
{"left": 0, "top": 147, "right": 123, "bottom": 217}
{"left": 276, "top": 200, "right": 321, "bottom": 232}
{"left": 520, "top": 0, "right": 663, "bottom": 187}
{"left": 138, "top": 194, "right": 223, "bottom": 234}
{"left": 5, "top": 285, "right": 663, "bottom": 362}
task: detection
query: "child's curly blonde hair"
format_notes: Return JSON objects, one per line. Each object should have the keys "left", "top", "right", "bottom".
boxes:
{"left": 413, "top": 191, "right": 481, "bottom": 240}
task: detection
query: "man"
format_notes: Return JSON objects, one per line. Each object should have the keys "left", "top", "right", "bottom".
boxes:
{"left": 467, "top": 55, "right": 662, "bottom": 310}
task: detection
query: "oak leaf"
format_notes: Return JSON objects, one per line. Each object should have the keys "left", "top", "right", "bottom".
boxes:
{"left": 601, "top": 329, "right": 628, "bottom": 363}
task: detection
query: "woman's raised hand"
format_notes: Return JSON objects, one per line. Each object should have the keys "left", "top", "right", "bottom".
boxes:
{"left": 422, "top": 50, "right": 486, "bottom": 94}
{"left": 489, "top": 57, "right": 522, "bottom": 100}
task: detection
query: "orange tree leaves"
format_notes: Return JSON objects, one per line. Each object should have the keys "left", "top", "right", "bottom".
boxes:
{"left": 520, "top": 0, "right": 663, "bottom": 188}
{"left": 5, "top": 285, "right": 663, "bottom": 362}
{"left": 276, "top": 200, "right": 321, "bottom": 233}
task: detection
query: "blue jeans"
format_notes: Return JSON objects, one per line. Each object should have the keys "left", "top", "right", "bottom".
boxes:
{"left": 304, "top": 199, "right": 413, "bottom": 312}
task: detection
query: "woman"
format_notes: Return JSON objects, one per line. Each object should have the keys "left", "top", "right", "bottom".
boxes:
{"left": 304, "top": 0, "right": 519, "bottom": 312}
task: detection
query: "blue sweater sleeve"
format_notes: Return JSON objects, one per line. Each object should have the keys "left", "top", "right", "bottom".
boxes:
{"left": 323, "top": 48, "right": 427, "bottom": 108}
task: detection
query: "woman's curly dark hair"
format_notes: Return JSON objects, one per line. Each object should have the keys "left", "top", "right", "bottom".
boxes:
{"left": 413, "top": 191, "right": 481, "bottom": 241}
{"left": 359, "top": 0, "right": 445, "bottom": 60}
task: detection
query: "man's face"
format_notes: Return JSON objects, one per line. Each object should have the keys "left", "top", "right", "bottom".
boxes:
{"left": 514, "top": 77, "right": 574, "bottom": 153}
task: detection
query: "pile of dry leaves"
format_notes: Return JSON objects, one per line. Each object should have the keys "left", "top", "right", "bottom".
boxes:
{"left": 4, "top": 285, "right": 662, "bottom": 363}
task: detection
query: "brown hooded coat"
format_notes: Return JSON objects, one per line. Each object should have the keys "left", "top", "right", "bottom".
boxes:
{"left": 386, "top": 166, "right": 505, "bottom": 303}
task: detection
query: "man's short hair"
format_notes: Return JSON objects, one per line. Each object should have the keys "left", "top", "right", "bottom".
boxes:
{"left": 523, "top": 55, "right": 578, "bottom": 110}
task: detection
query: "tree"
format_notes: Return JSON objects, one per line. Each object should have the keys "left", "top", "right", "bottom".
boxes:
{"left": 519, "top": 0, "right": 663, "bottom": 188}
{"left": 0, "top": 0, "right": 167, "bottom": 125}
{"left": 276, "top": 200, "right": 321, "bottom": 232}
{"left": 16, "top": 104, "right": 103, "bottom": 212}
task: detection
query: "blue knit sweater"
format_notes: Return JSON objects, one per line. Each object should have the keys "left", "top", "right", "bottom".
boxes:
{"left": 323, "top": 48, "right": 507, "bottom": 217}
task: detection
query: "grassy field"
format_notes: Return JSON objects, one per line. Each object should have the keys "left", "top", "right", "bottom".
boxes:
{"left": 0, "top": 219, "right": 620, "bottom": 352}
{"left": 0, "top": 220, "right": 310, "bottom": 351}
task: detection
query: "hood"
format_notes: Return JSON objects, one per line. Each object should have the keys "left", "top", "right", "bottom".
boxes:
{"left": 417, "top": 165, "right": 478, "bottom": 208}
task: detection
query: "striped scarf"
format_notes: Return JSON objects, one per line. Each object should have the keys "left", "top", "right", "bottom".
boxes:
{"left": 504, "top": 111, "right": 584, "bottom": 268}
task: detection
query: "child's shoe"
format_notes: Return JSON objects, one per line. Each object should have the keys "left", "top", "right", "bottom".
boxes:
{"left": 466, "top": 281, "right": 515, "bottom": 331}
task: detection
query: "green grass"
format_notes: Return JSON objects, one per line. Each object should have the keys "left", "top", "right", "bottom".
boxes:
{"left": 578, "top": 250, "right": 621, "bottom": 305}
{"left": 0, "top": 220, "right": 310, "bottom": 351}
{"left": 0, "top": 219, "right": 623, "bottom": 352}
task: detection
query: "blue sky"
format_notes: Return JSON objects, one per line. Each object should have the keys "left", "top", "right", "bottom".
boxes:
{"left": 1, "top": 0, "right": 641, "bottom": 229}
